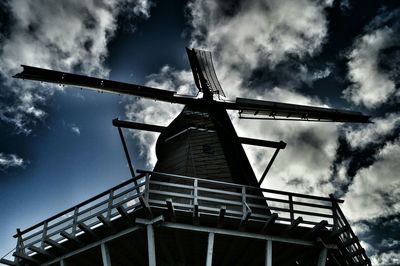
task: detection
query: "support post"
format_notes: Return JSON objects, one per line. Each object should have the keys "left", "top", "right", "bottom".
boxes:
{"left": 117, "top": 126, "right": 136, "bottom": 178}
{"left": 265, "top": 240, "right": 272, "bottom": 266}
{"left": 206, "top": 232, "right": 215, "bottom": 266}
{"left": 147, "top": 224, "right": 156, "bottom": 266}
{"left": 60, "top": 260, "right": 66, "bottom": 266}
{"left": 318, "top": 247, "right": 327, "bottom": 266}
{"left": 41, "top": 221, "right": 48, "bottom": 249}
{"left": 101, "top": 242, "right": 112, "bottom": 266}
{"left": 259, "top": 148, "right": 281, "bottom": 186}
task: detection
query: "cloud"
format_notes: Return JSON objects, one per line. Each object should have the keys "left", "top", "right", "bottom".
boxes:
{"left": 371, "top": 251, "right": 400, "bottom": 266}
{"left": 71, "top": 126, "right": 81, "bottom": 135}
{"left": 343, "top": 9, "right": 399, "bottom": 109}
{"left": 187, "top": 0, "right": 331, "bottom": 71}
{"left": 0, "top": 0, "right": 154, "bottom": 134}
{"left": 0, "top": 153, "right": 26, "bottom": 171}
{"left": 124, "top": 66, "right": 197, "bottom": 166}
{"left": 344, "top": 112, "right": 400, "bottom": 149}
{"left": 343, "top": 139, "right": 400, "bottom": 221}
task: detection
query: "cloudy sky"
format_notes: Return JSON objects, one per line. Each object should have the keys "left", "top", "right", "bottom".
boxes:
{"left": 0, "top": 0, "right": 399, "bottom": 264}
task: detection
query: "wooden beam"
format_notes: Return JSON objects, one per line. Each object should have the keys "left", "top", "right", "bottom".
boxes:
{"left": 193, "top": 204, "right": 200, "bottom": 225}
{"left": 78, "top": 223, "right": 99, "bottom": 240}
{"left": 305, "top": 220, "right": 328, "bottom": 238}
{"left": 139, "top": 196, "right": 153, "bottom": 219}
{"left": 261, "top": 213, "right": 278, "bottom": 233}
{"left": 117, "top": 205, "right": 135, "bottom": 225}
{"left": 317, "top": 247, "right": 327, "bottom": 266}
{"left": 239, "top": 210, "right": 252, "bottom": 230}
{"left": 340, "top": 236, "right": 358, "bottom": 248}
{"left": 206, "top": 232, "right": 215, "bottom": 266}
{"left": 326, "top": 225, "right": 350, "bottom": 240}
{"left": 60, "top": 231, "right": 83, "bottom": 247}
{"left": 28, "top": 245, "right": 54, "bottom": 258}
{"left": 44, "top": 238, "right": 68, "bottom": 253}
{"left": 13, "top": 252, "right": 41, "bottom": 265}
{"left": 97, "top": 214, "right": 112, "bottom": 229}
{"left": 147, "top": 225, "right": 156, "bottom": 266}
{"left": 101, "top": 243, "right": 112, "bottom": 266}
{"left": 217, "top": 205, "right": 226, "bottom": 228}
{"left": 346, "top": 248, "right": 365, "bottom": 258}
{"left": 285, "top": 217, "right": 303, "bottom": 232}
{"left": 352, "top": 258, "right": 371, "bottom": 266}
{"left": 0, "top": 258, "right": 17, "bottom": 266}
{"left": 265, "top": 240, "right": 272, "bottom": 266}
{"left": 166, "top": 198, "right": 176, "bottom": 222}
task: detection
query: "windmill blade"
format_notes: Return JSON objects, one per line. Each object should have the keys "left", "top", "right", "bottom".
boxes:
{"left": 186, "top": 48, "right": 226, "bottom": 97}
{"left": 221, "top": 97, "right": 370, "bottom": 123}
{"left": 13, "top": 65, "right": 197, "bottom": 105}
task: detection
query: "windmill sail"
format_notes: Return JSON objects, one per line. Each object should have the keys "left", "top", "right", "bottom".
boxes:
{"left": 14, "top": 65, "right": 197, "bottom": 105}
{"left": 234, "top": 97, "right": 371, "bottom": 123}
{"left": 186, "top": 48, "right": 226, "bottom": 97}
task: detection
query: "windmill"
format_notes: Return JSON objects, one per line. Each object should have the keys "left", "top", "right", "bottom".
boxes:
{"left": 2, "top": 48, "right": 371, "bottom": 266}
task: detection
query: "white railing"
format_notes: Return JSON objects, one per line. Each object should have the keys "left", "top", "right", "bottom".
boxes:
{"left": 14, "top": 170, "right": 343, "bottom": 257}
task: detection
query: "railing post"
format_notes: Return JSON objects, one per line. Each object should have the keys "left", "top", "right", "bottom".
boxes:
{"left": 329, "top": 194, "right": 338, "bottom": 230}
{"left": 145, "top": 173, "right": 150, "bottom": 202}
{"left": 72, "top": 206, "right": 79, "bottom": 235}
{"left": 194, "top": 179, "right": 198, "bottom": 206}
{"left": 288, "top": 195, "right": 294, "bottom": 223}
{"left": 107, "top": 189, "right": 114, "bottom": 219}
{"left": 242, "top": 186, "right": 247, "bottom": 216}
{"left": 15, "top": 228, "right": 24, "bottom": 254}
{"left": 41, "top": 221, "right": 48, "bottom": 249}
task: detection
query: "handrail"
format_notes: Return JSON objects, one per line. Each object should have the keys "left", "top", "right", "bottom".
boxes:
{"left": 329, "top": 194, "right": 371, "bottom": 265}
{"left": 137, "top": 169, "right": 344, "bottom": 203}
{"left": 14, "top": 170, "right": 345, "bottom": 258}
{"left": 14, "top": 173, "right": 145, "bottom": 237}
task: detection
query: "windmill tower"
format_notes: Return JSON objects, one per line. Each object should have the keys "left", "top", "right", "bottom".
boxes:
{"left": 1, "top": 48, "right": 371, "bottom": 266}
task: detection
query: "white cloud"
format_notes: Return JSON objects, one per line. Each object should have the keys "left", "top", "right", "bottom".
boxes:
{"left": 343, "top": 139, "right": 400, "bottom": 221}
{"left": 343, "top": 23, "right": 398, "bottom": 108}
{"left": 0, "top": 153, "right": 26, "bottom": 171}
{"left": 344, "top": 112, "right": 400, "bottom": 149}
{"left": 124, "top": 66, "right": 197, "bottom": 167}
{"left": 188, "top": 0, "right": 331, "bottom": 75}
{"left": 0, "top": 0, "right": 154, "bottom": 133}
{"left": 71, "top": 126, "right": 81, "bottom": 135}
{"left": 371, "top": 251, "right": 400, "bottom": 266}
{"left": 380, "top": 239, "right": 400, "bottom": 249}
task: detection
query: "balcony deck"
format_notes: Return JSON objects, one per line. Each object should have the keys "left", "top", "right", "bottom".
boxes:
{"left": 1, "top": 171, "right": 370, "bottom": 266}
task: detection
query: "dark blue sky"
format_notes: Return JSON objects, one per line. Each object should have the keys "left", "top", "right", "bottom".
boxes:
{"left": 1, "top": 0, "right": 399, "bottom": 264}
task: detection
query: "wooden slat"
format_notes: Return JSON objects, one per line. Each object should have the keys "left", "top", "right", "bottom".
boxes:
{"left": 285, "top": 217, "right": 303, "bottom": 232}
{"left": 0, "top": 258, "right": 17, "bottom": 265}
{"left": 261, "top": 213, "right": 278, "bottom": 233}
{"left": 217, "top": 206, "right": 226, "bottom": 228}
{"left": 28, "top": 245, "right": 53, "bottom": 258}
{"left": 78, "top": 223, "right": 99, "bottom": 240}
{"left": 166, "top": 198, "right": 176, "bottom": 222}
{"left": 117, "top": 205, "right": 135, "bottom": 225}
{"left": 13, "top": 252, "right": 41, "bottom": 265}
{"left": 60, "top": 231, "right": 83, "bottom": 247}
{"left": 44, "top": 238, "right": 68, "bottom": 252}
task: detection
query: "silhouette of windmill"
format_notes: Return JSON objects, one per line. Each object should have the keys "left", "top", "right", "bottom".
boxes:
{"left": 2, "top": 48, "right": 371, "bottom": 266}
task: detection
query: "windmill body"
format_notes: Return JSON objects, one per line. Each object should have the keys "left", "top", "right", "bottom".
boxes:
{"left": 0, "top": 48, "right": 372, "bottom": 266}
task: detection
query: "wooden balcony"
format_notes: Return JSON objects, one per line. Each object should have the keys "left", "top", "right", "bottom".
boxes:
{"left": 1, "top": 171, "right": 370, "bottom": 266}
